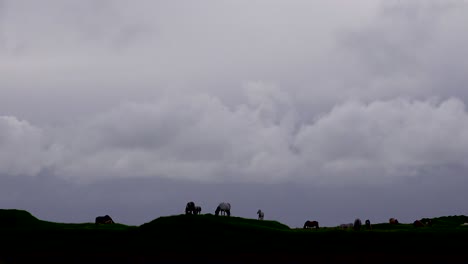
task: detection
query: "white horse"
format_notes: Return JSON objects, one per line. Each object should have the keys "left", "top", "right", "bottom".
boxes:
{"left": 215, "top": 202, "right": 231, "bottom": 216}
{"left": 257, "top": 210, "right": 264, "bottom": 220}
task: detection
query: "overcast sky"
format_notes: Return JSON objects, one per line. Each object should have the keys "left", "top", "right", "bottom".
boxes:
{"left": 1, "top": 0, "right": 468, "bottom": 228}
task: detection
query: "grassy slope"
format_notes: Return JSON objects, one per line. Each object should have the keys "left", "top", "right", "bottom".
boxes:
{"left": 2, "top": 209, "right": 468, "bottom": 263}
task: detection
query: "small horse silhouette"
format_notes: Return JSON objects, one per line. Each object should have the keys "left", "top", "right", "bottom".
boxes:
{"left": 185, "top": 201, "right": 196, "bottom": 215}
{"left": 303, "top": 220, "right": 319, "bottom": 229}
{"left": 365, "top": 219, "right": 372, "bottom": 230}
{"left": 95, "top": 215, "right": 114, "bottom": 224}
{"left": 257, "top": 210, "right": 264, "bottom": 220}
{"left": 354, "top": 218, "right": 362, "bottom": 231}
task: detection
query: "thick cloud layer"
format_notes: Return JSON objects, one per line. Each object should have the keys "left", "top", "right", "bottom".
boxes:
{"left": 1, "top": 1, "right": 468, "bottom": 225}
{"left": 0, "top": 116, "right": 52, "bottom": 175}
{"left": 2, "top": 94, "right": 468, "bottom": 185}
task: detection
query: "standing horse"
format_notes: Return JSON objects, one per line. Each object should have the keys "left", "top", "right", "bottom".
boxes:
{"left": 215, "top": 202, "right": 231, "bottom": 216}
{"left": 95, "top": 215, "right": 114, "bottom": 224}
{"left": 194, "top": 206, "right": 202, "bottom": 215}
{"left": 303, "top": 220, "right": 319, "bottom": 229}
{"left": 389, "top": 218, "right": 399, "bottom": 224}
{"left": 185, "top": 201, "right": 196, "bottom": 215}
{"left": 353, "top": 218, "right": 362, "bottom": 231}
{"left": 257, "top": 210, "right": 264, "bottom": 220}
{"left": 365, "top": 219, "right": 372, "bottom": 230}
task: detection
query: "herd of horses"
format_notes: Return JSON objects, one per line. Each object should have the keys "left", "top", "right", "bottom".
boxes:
{"left": 303, "top": 217, "right": 433, "bottom": 230}
{"left": 93, "top": 202, "right": 434, "bottom": 228}
{"left": 94, "top": 201, "right": 260, "bottom": 224}
{"left": 184, "top": 201, "right": 233, "bottom": 216}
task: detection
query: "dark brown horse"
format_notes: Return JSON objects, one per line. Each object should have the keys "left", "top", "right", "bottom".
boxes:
{"left": 95, "top": 215, "right": 114, "bottom": 224}
{"left": 365, "top": 219, "right": 372, "bottom": 230}
{"left": 303, "top": 220, "right": 319, "bottom": 229}
{"left": 353, "top": 218, "right": 362, "bottom": 231}
{"left": 389, "top": 218, "right": 399, "bottom": 224}
{"left": 185, "top": 201, "right": 196, "bottom": 215}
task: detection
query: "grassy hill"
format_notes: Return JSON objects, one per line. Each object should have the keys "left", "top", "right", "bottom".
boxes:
{"left": 0, "top": 209, "right": 44, "bottom": 229}
{"left": 140, "top": 213, "right": 290, "bottom": 232}
{"left": 0, "top": 209, "right": 134, "bottom": 231}
{"left": 2, "top": 209, "right": 468, "bottom": 263}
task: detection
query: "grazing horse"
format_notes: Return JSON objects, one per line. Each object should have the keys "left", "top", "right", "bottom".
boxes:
{"left": 185, "top": 201, "right": 196, "bottom": 215}
{"left": 95, "top": 215, "right": 114, "bottom": 224}
{"left": 215, "top": 202, "right": 231, "bottom": 216}
{"left": 257, "top": 210, "right": 264, "bottom": 220}
{"left": 365, "top": 219, "right": 372, "bottom": 230}
{"left": 389, "top": 218, "right": 399, "bottom": 224}
{"left": 413, "top": 220, "right": 425, "bottom": 227}
{"left": 353, "top": 218, "right": 362, "bottom": 231}
{"left": 303, "top": 220, "right": 319, "bottom": 229}
{"left": 194, "top": 206, "right": 202, "bottom": 215}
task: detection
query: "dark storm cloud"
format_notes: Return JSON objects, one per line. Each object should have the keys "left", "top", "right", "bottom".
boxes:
{"left": 2, "top": 0, "right": 468, "bottom": 185}
{"left": 2, "top": 93, "right": 468, "bottom": 186}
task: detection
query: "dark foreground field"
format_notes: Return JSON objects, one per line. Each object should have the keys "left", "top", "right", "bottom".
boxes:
{"left": 2, "top": 209, "right": 468, "bottom": 263}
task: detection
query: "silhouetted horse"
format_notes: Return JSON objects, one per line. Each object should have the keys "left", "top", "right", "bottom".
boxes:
{"left": 365, "top": 219, "right": 372, "bottom": 230}
{"left": 389, "top": 218, "right": 399, "bottom": 224}
{"left": 303, "top": 220, "right": 319, "bottom": 229}
{"left": 257, "top": 210, "right": 264, "bottom": 220}
{"left": 185, "top": 201, "right": 196, "bottom": 215}
{"left": 194, "top": 206, "right": 202, "bottom": 215}
{"left": 354, "top": 218, "right": 362, "bottom": 231}
{"left": 215, "top": 202, "right": 231, "bottom": 216}
{"left": 95, "top": 215, "right": 114, "bottom": 224}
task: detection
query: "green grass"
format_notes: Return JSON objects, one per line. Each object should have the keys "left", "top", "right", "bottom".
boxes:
{"left": 2, "top": 209, "right": 468, "bottom": 263}
{"left": 140, "top": 213, "right": 290, "bottom": 232}
{"left": 0, "top": 209, "right": 135, "bottom": 231}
